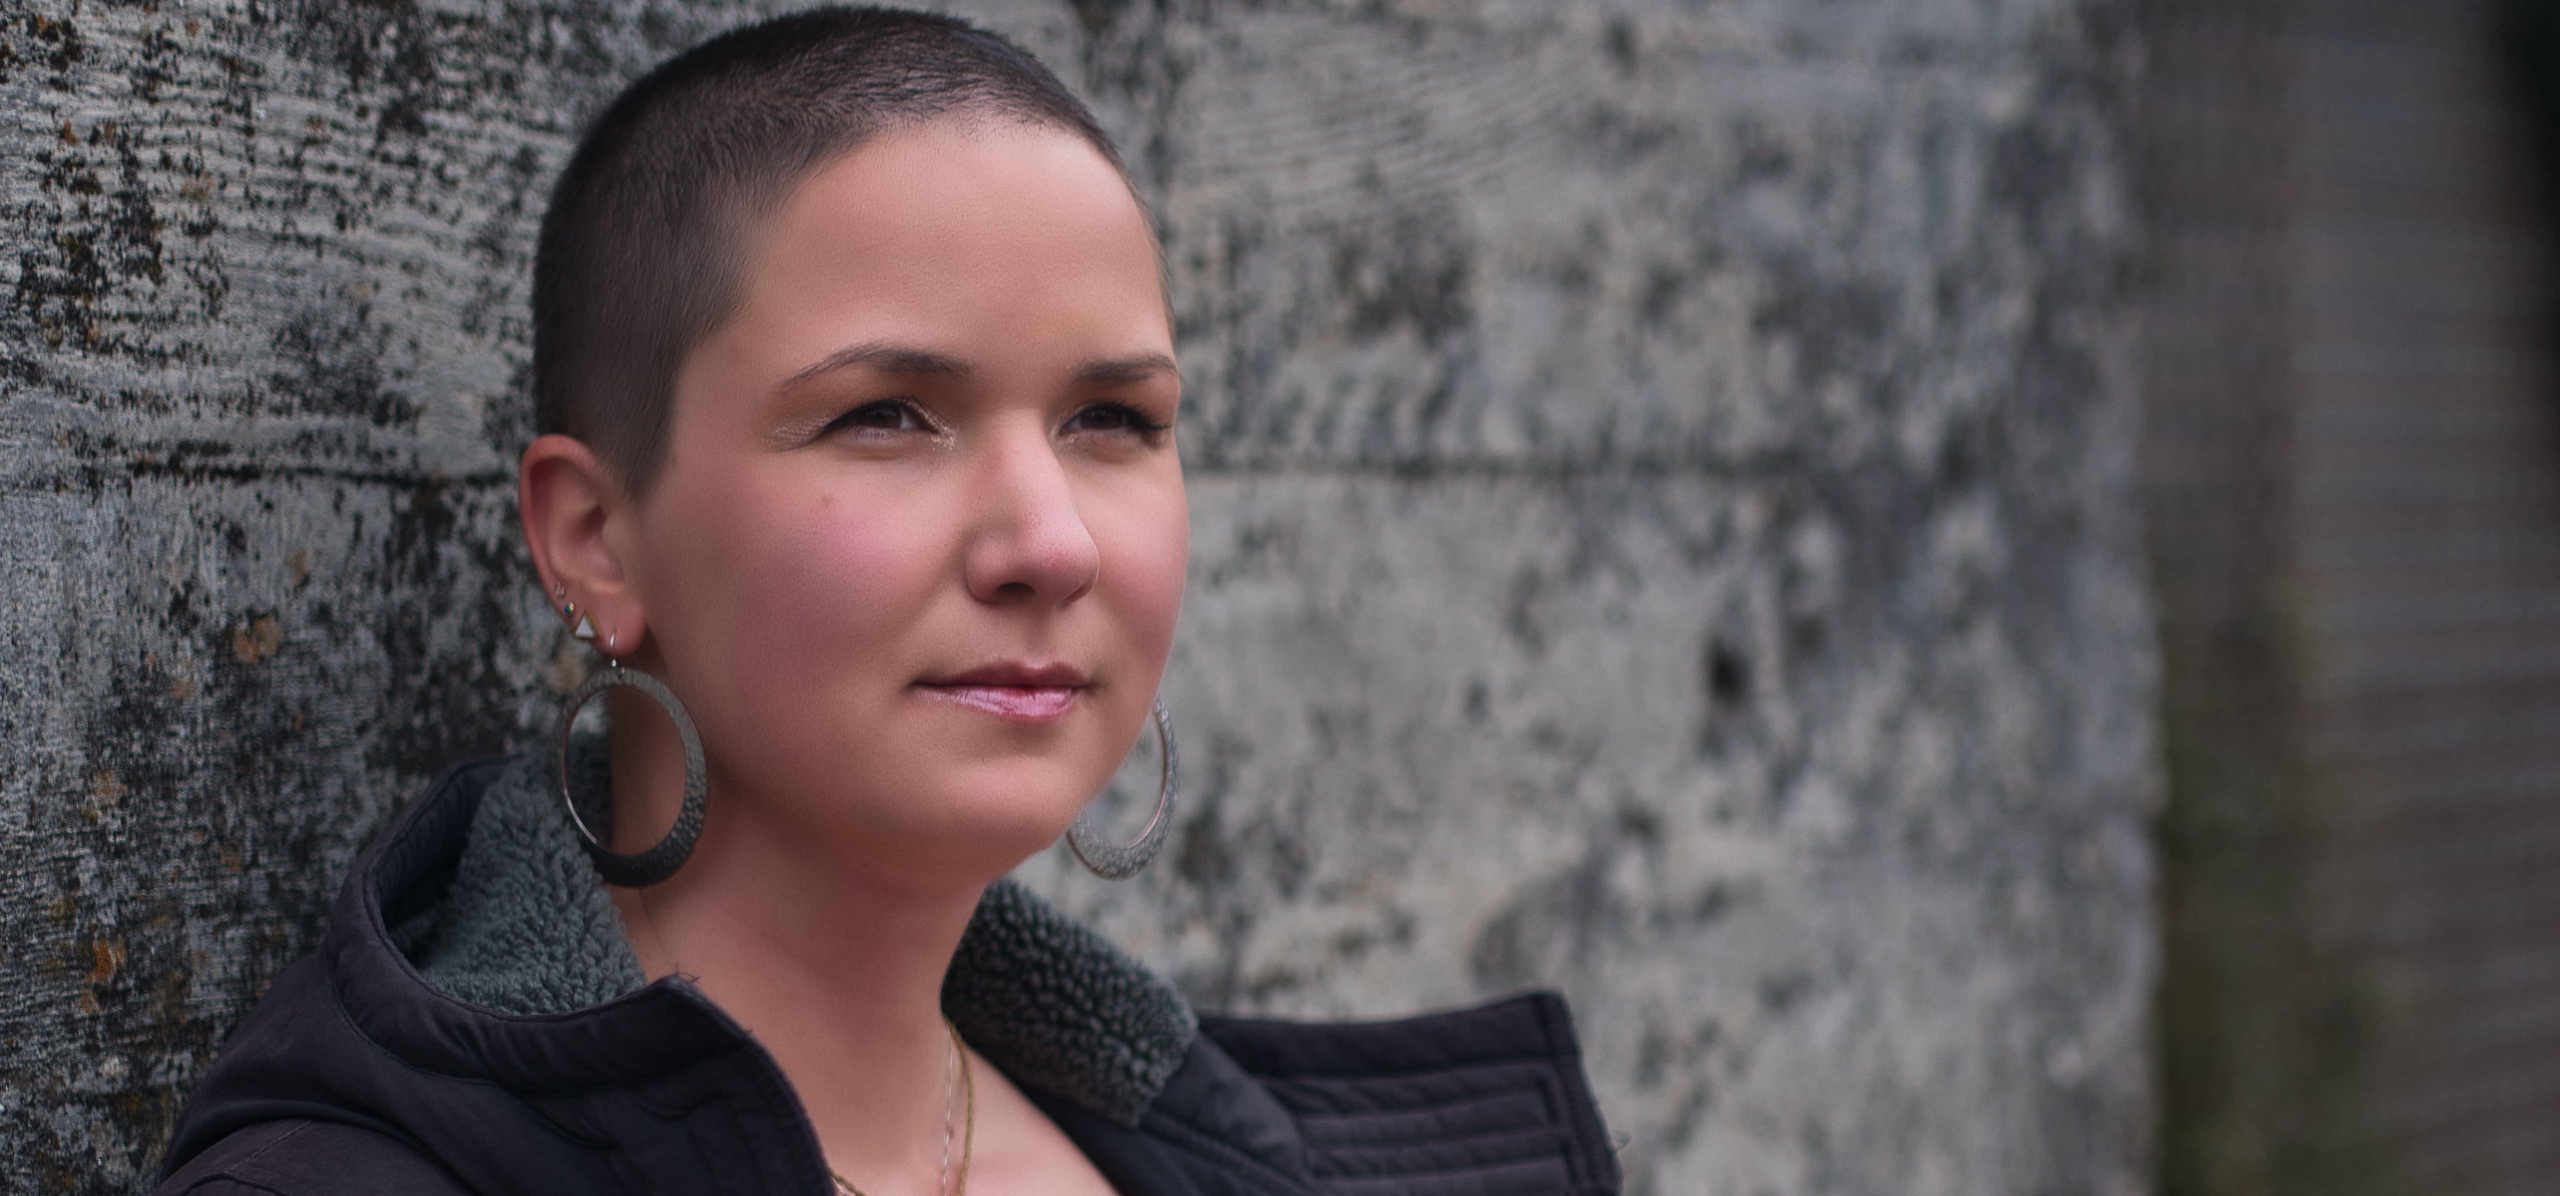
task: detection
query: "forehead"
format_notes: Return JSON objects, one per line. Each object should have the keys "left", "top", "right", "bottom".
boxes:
{"left": 727, "top": 122, "right": 1168, "bottom": 351}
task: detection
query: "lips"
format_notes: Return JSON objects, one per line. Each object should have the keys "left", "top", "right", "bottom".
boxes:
{"left": 914, "top": 662, "right": 1089, "bottom": 723}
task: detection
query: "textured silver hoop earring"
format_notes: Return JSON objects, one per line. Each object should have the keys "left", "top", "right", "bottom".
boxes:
{"left": 1068, "top": 700, "right": 1177, "bottom": 879}
{"left": 555, "top": 660, "right": 707, "bottom": 887}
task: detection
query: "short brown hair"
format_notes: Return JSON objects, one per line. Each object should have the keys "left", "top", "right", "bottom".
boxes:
{"left": 533, "top": 6, "right": 1133, "bottom": 496}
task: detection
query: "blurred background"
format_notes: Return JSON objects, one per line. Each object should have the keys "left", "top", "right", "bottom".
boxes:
{"left": 2149, "top": 1, "right": 2560, "bottom": 1192}
{"left": 0, "top": 0, "right": 2551, "bottom": 1193}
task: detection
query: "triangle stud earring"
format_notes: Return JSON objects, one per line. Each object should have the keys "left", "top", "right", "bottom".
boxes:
{"left": 573, "top": 613, "right": 598, "bottom": 641}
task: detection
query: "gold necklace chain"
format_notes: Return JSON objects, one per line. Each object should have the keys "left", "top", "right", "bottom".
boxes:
{"left": 830, "top": 1019, "right": 974, "bottom": 1196}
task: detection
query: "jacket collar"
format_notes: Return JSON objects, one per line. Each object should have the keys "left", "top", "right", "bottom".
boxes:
{"left": 338, "top": 754, "right": 1199, "bottom": 1125}
{"left": 168, "top": 758, "right": 1618, "bottom": 1196}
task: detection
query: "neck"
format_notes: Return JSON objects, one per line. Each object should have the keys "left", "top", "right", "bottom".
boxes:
{"left": 606, "top": 709, "right": 981, "bottom": 1191}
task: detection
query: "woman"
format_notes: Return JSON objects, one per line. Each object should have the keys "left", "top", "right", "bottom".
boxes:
{"left": 153, "top": 8, "right": 1617, "bottom": 1195}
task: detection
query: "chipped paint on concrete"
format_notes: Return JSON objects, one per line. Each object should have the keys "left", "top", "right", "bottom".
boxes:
{"left": 0, "top": 2, "right": 2153, "bottom": 1193}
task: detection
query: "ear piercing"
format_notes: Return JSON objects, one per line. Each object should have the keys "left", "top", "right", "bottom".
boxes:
{"left": 553, "top": 583, "right": 598, "bottom": 641}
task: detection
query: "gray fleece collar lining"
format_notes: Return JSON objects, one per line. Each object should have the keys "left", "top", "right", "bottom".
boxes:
{"left": 395, "top": 751, "right": 1195, "bottom": 1127}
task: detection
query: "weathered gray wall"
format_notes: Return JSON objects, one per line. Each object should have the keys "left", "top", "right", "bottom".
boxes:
{"left": 0, "top": 2, "right": 2156, "bottom": 1193}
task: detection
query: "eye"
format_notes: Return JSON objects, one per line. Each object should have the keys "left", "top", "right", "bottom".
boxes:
{"left": 824, "top": 398, "right": 933, "bottom": 437}
{"left": 1061, "top": 401, "right": 1169, "bottom": 438}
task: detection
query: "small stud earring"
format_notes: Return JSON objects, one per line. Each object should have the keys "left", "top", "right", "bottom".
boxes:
{"left": 573, "top": 612, "right": 598, "bottom": 641}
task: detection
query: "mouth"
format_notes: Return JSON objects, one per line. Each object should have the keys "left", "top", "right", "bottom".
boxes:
{"left": 914, "top": 662, "right": 1090, "bottom": 724}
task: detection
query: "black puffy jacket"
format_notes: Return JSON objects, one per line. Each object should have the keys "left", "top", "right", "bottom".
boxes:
{"left": 155, "top": 756, "right": 1621, "bottom": 1195}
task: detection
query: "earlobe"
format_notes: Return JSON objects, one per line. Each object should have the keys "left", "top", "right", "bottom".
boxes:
{"left": 518, "top": 434, "right": 647, "bottom": 650}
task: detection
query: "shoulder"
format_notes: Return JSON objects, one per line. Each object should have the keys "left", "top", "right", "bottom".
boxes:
{"left": 1200, "top": 988, "right": 1599, "bottom": 1081}
{"left": 155, "top": 1120, "right": 470, "bottom": 1196}
{"left": 1124, "top": 991, "right": 1624, "bottom": 1196}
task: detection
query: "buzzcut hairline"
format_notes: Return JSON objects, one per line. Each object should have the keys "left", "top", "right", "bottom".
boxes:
{"left": 531, "top": 6, "right": 1154, "bottom": 499}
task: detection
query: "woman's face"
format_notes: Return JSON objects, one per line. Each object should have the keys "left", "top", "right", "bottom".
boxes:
{"left": 620, "top": 123, "right": 1185, "bottom": 883}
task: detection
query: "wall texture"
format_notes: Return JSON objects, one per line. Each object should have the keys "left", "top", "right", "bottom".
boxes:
{"left": 0, "top": 2, "right": 2157, "bottom": 1193}
{"left": 2146, "top": 1, "right": 2560, "bottom": 1193}
{"left": 2289, "top": 3, "right": 2560, "bottom": 1187}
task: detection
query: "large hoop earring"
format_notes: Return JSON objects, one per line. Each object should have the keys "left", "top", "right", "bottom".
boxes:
{"left": 555, "top": 660, "right": 707, "bottom": 888}
{"left": 1068, "top": 700, "right": 1177, "bottom": 879}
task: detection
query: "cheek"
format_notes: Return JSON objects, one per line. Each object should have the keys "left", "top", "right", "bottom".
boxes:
{"left": 1095, "top": 484, "right": 1190, "bottom": 666}
{"left": 679, "top": 475, "right": 947, "bottom": 701}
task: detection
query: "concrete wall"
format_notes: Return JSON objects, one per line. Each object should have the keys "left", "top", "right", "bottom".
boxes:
{"left": 2291, "top": 5, "right": 2560, "bottom": 1188}
{"left": 2139, "top": 0, "right": 2344, "bottom": 1191}
{"left": 0, "top": 2, "right": 2158, "bottom": 1193}
{"left": 2146, "top": 1, "right": 2560, "bottom": 1192}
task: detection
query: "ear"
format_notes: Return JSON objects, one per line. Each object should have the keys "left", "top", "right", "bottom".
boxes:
{"left": 518, "top": 434, "right": 650, "bottom": 657}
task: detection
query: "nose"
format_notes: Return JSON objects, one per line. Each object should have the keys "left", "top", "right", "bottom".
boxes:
{"left": 961, "top": 423, "right": 1100, "bottom": 608}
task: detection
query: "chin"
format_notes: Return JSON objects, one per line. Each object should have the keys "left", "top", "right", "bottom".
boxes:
{"left": 835, "top": 763, "right": 1103, "bottom": 879}
{"left": 949, "top": 773, "right": 1101, "bottom": 849}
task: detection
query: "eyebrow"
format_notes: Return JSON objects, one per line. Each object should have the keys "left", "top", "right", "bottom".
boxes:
{"left": 778, "top": 342, "right": 1181, "bottom": 392}
{"left": 1072, "top": 352, "right": 1181, "bottom": 387}
{"left": 781, "top": 341, "right": 973, "bottom": 389}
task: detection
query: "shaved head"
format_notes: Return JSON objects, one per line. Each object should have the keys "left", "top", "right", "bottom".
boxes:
{"left": 533, "top": 6, "right": 1141, "bottom": 497}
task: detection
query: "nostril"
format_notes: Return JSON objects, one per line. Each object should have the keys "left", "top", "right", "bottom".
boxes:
{"left": 995, "top": 580, "right": 1036, "bottom": 600}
